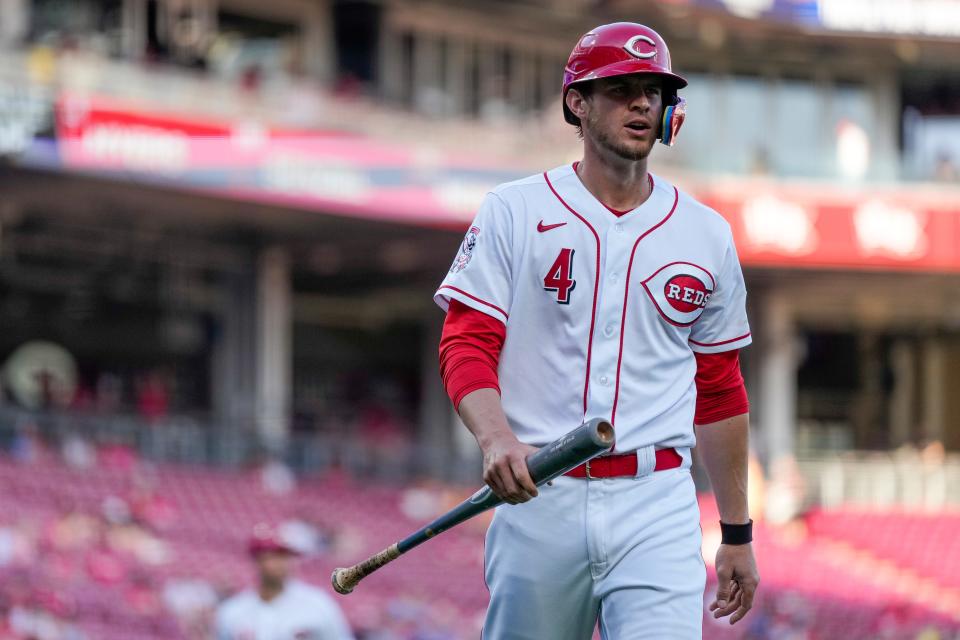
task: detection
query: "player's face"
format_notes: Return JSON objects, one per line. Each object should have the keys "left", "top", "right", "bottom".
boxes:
{"left": 581, "top": 75, "right": 664, "bottom": 162}
{"left": 256, "top": 550, "right": 293, "bottom": 584}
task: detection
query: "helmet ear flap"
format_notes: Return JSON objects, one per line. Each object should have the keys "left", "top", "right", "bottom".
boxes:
{"left": 659, "top": 94, "right": 686, "bottom": 147}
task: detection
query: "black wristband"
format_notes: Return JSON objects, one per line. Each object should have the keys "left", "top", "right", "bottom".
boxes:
{"left": 720, "top": 519, "right": 753, "bottom": 545}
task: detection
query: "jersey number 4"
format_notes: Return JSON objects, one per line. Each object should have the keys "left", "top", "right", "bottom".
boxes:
{"left": 544, "top": 248, "right": 576, "bottom": 304}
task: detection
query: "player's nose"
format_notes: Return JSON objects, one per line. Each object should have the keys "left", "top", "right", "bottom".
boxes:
{"left": 627, "top": 90, "right": 652, "bottom": 112}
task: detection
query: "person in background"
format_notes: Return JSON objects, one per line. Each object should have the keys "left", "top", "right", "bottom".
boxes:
{"left": 136, "top": 369, "right": 170, "bottom": 425}
{"left": 215, "top": 523, "right": 354, "bottom": 640}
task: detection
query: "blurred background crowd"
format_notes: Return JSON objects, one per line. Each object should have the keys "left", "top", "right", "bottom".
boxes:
{"left": 0, "top": 0, "right": 959, "bottom": 638}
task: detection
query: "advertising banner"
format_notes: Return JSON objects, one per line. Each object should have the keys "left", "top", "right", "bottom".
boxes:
{"left": 54, "top": 94, "right": 517, "bottom": 227}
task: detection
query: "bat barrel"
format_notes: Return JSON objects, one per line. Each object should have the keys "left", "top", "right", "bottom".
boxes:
{"left": 525, "top": 417, "right": 614, "bottom": 484}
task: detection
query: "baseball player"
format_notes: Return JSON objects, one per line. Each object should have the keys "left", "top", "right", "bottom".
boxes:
{"left": 436, "top": 23, "right": 759, "bottom": 639}
{"left": 215, "top": 523, "right": 354, "bottom": 640}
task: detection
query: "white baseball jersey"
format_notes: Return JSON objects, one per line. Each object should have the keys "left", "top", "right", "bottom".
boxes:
{"left": 215, "top": 580, "right": 354, "bottom": 640}
{"left": 435, "top": 163, "right": 751, "bottom": 452}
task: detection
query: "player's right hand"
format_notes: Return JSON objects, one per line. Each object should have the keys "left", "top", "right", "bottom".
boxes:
{"left": 479, "top": 432, "right": 540, "bottom": 504}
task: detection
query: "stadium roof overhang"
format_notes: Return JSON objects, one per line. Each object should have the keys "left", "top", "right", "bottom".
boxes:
{"left": 0, "top": 164, "right": 463, "bottom": 294}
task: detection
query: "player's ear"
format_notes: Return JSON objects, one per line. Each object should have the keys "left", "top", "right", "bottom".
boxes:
{"left": 565, "top": 87, "right": 589, "bottom": 124}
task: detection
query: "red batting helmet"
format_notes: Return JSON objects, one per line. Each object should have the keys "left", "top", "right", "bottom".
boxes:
{"left": 562, "top": 23, "right": 688, "bottom": 145}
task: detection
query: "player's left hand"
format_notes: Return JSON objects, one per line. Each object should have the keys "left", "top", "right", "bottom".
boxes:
{"left": 710, "top": 543, "right": 759, "bottom": 625}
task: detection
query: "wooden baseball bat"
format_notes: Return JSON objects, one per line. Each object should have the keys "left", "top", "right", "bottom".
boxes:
{"left": 331, "top": 418, "right": 614, "bottom": 594}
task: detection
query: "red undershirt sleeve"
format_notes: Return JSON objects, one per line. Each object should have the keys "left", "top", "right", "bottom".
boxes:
{"left": 439, "top": 299, "right": 506, "bottom": 412}
{"left": 694, "top": 350, "right": 749, "bottom": 425}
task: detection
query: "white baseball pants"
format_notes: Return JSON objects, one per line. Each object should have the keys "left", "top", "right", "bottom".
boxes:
{"left": 482, "top": 453, "right": 705, "bottom": 640}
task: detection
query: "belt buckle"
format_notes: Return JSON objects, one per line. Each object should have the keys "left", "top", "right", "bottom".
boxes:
{"left": 585, "top": 458, "right": 595, "bottom": 480}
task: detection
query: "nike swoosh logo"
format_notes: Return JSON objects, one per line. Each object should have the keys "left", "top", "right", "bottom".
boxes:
{"left": 537, "top": 220, "right": 567, "bottom": 232}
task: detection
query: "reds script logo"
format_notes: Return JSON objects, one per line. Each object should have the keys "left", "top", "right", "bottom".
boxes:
{"left": 450, "top": 225, "right": 480, "bottom": 273}
{"left": 641, "top": 262, "right": 715, "bottom": 326}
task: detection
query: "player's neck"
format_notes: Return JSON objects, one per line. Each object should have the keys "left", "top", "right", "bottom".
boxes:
{"left": 576, "top": 145, "right": 652, "bottom": 212}
{"left": 258, "top": 580, "right": 285, "bottom": 602}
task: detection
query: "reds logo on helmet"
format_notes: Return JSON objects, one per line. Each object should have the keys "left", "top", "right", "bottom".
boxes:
{"left": 623, "top": 35, "right": 658, "bottom": 60}
{"left": 641, "top": 262, "right": 715, "bottom": 326}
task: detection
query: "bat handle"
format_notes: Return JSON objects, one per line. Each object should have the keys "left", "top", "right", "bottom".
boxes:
{"left": 331, "top": 543, "right": 401, "bottom": 594}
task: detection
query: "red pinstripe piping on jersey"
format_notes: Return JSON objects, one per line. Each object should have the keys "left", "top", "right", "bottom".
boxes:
{"left": 438, "top": 286, "right": 509, "bottom": 321}
{"left": 640, "top": 261, "right": 716, "bottom": 328}
{"left": 610, "top": 186, "right": 680, "bottom": 427}
{"left": 689, "top": 332, "right": 752, "bottom": 347}
{"left": 544, "top": 170, "right": 601, "bottom": 417}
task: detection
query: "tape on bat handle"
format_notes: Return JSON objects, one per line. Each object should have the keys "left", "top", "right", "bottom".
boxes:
{"left": 331, "top": 543, "right": 401, "bottom": 595}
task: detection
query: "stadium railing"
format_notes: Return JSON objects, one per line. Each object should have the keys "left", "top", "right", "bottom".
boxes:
{"left": 0, "top": 405, "right": 480, "bottom": 483}
{"left": 797, "top": 452, "right": 960, "bottom": 510}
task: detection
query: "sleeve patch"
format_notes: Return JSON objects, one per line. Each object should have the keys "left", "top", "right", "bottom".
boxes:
{"left": 450, "top": 225, "right": 481, "bottom": 273}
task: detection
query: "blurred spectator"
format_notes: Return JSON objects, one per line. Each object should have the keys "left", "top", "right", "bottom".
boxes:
{"left": 97, "top": 435, "right": 138, "bottom": 472}
{"left": 8, "top": 601, "right": 82, "bottom": 640}
{"left": 163, "top": 576, "right": 218, "bottom": 619}
{"left": 333, "top": 73, "right": 365, "bottom": 100}
{"left": 872, "top": 602, "right": 914, "bottom": 638}
{"left": 60, "top": 435, "right": 95, "bottom": 470}
{"left": 278, "top": 517, "right": 326, "bottom": 556}
{"left": 750, "top": 145, "right": 772, "bottom": 176}
{"left": 136, "top": 370, "right": 170, "bottom": 425}
{"left": 123, "top": 571, "right": 162, "bottom": 617}
{"left": 356, "top": 402, "right": 413, "bottom": 478}
{"left": 163, "top": 576, "right": 218, "bottom": 640}
{"left": 94, "top": 372, "right": 123, "bottom": 414}
{"left": 105, "top": 519, "right": 170, "bottom": 566}
{"left": 67, "top": 381, "right": 95, "bottom": 413}
{"left": 9, "top": 422, "right": 46, "bottom": 464}
{"left": 129, "top": 479, "right": 178, "bottom": 532}
{"left": 46, "top": 510, "right": 100, "bottom": 554}
{"left": 836, "top": 119, "right": 870, "bottom": 180}
{"left": 215, "top": 523, "right": 354, "bottom": 639}
{"left": 0, "top": 0, "right": 28, "bottom": 48}
{"left": 921, "top": 439, "right": 946, "bottom": 465}
{"left": 240, "top": 64, "right": 263, "bottom": 93}
{"left": 934, "top": 152, "right": 958, "bottom": 182}
{"left": 259, "top": 457, "right": 296, "bottom": 496}
{"left": 0, "top": 524, "right": 35, "bottom": 568}
{"left": 100, "top": 495, "right": 131, "bottom": 526}
{"left": 34, "top": 370, "right": 55, "bottom": 411}
{"left": 85, "top": 541, "right": 127, "bottom": 585}
{"left": 764, "top": 454, "right": 807, "bottom": 525}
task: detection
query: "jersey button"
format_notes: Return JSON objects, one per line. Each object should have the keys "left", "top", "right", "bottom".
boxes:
{"left": 609, "top": 273, "right": 619, "bottom": 284}
{"left": 603, "top": 324, "right": 615, "bottom": 337}
{"left": 614, "top": 224, "right": 623, "bottom": 233}
{"left": 599, "top": 375, "right": 609, "bottom": 386}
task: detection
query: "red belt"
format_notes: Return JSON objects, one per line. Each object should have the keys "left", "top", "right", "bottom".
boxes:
{"left": 565, "top": 448, "right": 682, "bottom": 479}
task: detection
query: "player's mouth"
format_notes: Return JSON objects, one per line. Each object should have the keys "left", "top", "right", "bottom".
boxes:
{"left": 624, "top": 120, "right": 652, "bottom": 136}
